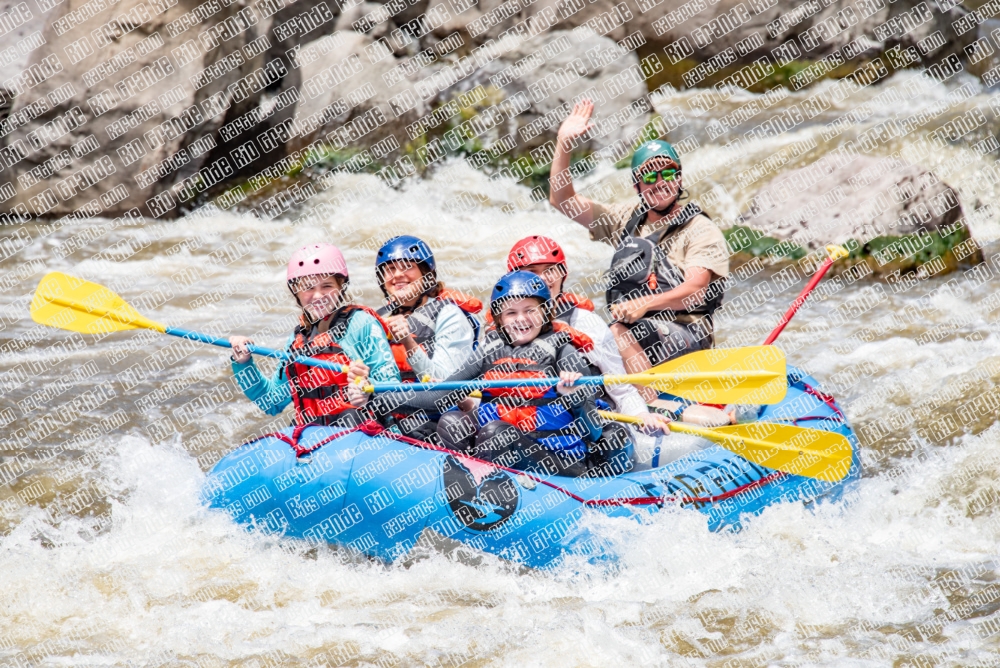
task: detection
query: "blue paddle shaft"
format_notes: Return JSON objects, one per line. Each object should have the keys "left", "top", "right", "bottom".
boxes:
{"left": 369, "top": 377, "right": 605, "bottom": 392}
{"left": 164, "top": 326, "right": 348, "bottom": 373}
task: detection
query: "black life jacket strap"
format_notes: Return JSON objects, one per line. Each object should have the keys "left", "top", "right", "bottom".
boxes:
{"left": 617, "top": 199, "right": 724, "bottom": 317}
{"left": 623, "top": 200, "right": 705, "bottom": 244}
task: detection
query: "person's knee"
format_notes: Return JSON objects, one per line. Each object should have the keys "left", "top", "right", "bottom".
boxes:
{"left": 472, "top": 420, "right": 521, "bottom": 460}
{"left": 477, "top": 420, "right": 515, "bottom": 444}
{"left": 588, "top": 424, "right": 634, "bottom": 476}
{"left": 671, "top": 330, "right": 700, "bottom": 356}
{"left": 395, "top": 411, "right": 438, "bottom": 440}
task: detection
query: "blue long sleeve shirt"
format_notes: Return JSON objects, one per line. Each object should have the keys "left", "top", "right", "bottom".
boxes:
{"left": 231, "top": 311, "right": 401, "bottom": 416}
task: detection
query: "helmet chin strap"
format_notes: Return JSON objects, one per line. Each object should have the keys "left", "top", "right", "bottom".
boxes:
{"left": 291, "top": 287, "right": 347, "bottom": 326}
{"left": 382, "top": 266, "right": 436, "bottom": 314}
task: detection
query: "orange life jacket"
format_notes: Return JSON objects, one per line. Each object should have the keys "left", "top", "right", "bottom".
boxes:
{"left": 558, "top": 291, "right": 594, "bottom": 312}
{"left": 476, "top": 329, "right": 597, "bottom": 458}
{"left": 479, "top": 331, "right": 569, "bottom": 431}
{"left": 550, "top": 320, "right": 594, "bottom": 354}
{"left": 380, "top": 290, "right": 482, "bottom": 382}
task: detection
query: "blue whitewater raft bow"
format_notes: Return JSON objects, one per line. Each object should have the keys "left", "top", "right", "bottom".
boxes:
{"left": 27, "top": 271, "right": 859, "bottom": 569}
{"left": 205, "top": 366, "right": 860, "bottom": 569}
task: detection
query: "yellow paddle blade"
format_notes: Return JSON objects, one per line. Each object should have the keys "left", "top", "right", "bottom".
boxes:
{"left": 30, "top": 272, "right": 166, "bottom": 335}
{"left": 826, "top": 244, "right": 850, "bottom": 261}
{"left": 604, "top": 346, "right": 787, "bottom": 405}
{"left": 596, "top": 410, "right": 852, "bottom": 482}
{"left": 670, "top": 421, "right": 853, "bottom": 482}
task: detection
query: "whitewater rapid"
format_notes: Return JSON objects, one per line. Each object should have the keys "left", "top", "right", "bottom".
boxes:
{"left": 3, "top": 70, "right": 1000, "bottom": 664}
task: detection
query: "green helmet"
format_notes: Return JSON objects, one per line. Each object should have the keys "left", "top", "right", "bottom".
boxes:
{"left": 630, "top": 140, "right": 681, "bottom": 173}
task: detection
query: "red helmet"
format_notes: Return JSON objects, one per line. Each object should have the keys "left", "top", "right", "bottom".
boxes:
{"left": 507, "top": 236, "right": 567, "bottom": 272}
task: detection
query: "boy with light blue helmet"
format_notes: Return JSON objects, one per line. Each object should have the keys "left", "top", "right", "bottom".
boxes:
{"left": 381, "top": 271, "right": 635, "bottom": 477}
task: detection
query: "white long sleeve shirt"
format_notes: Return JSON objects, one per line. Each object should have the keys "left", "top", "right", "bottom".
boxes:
{"left": 564, "top": 307, "right": 650, "bottom": 417}
{"left": 405, "top": 303, "right": 477, "bottom": 381}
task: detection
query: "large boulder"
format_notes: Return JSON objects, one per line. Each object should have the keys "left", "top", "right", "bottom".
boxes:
{"left": 285, "top": 30, "right": 423, "bottom": 158}
{"left": 415, "top": 28, "right": 649, "bottom": 156}
{"left": 0, "top": 0, "right": 62, "bottom": 105}
{"left": 736, "top": 154, "right": 982, "bottom": 273}
{"left": 0, "top": 0, "right": 280, "bottom": 219}
{"left": 627, "top": 0, "right": 972, "bottom": 85}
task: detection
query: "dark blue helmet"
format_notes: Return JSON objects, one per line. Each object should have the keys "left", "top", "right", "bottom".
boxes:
{"left": 490, "top": 270, "right": 551, "bottom": 313}
{"left": 376, "top": 235, "right": 436, "bottom": 297}
{"left": 376, "top": 235, "right": 435, "bottom": 272}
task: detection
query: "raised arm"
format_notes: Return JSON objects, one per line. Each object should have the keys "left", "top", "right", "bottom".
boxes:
{"left": 549, "top": 99, "right": 598, "bottom": 228}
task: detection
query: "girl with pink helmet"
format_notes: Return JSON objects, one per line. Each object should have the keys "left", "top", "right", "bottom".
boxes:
{"left": 229, "top": 244, "right": 400, "bottom": 429}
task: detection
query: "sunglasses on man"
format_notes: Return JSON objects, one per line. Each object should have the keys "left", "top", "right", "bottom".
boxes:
{"left": 640, "top": 168, "right": 679, "bottom": 184}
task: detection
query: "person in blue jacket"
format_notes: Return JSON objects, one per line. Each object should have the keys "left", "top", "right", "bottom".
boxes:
{"left": 228, "top": 243, "right": 400, "bottom": 428}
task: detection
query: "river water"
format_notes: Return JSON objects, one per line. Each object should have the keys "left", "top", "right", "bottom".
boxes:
{"left": 3, "top": 70, "right": 1000, "bottom": 665}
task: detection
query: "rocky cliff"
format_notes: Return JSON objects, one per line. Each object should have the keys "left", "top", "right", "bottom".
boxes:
{"left": 0, "top": 0, "right": 980, "bottom": 220}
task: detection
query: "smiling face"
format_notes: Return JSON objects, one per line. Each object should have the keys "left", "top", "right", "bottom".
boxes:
{"left": 290, "top": 274, "right": 345, "bottom": 321}
{"left": 496, "top": 297, "right": 547, "bottom": 345}
{"left": 520, "top": 263, "right": 565, "bottom": 298}
{"left": 635, "top": 156, "right": 682, "bottom": 211}
{"left": 381, "top": 260, "right": 428, "bottom": 306}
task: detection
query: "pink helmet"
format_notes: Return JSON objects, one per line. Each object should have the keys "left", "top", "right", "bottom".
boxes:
{"left": 286, "top": 244, "right": 349, "bottom": 283}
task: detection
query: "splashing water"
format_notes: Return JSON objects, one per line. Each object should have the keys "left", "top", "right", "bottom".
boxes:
{"left": 3, "top": 72, "right": 1000, "bottom": 664}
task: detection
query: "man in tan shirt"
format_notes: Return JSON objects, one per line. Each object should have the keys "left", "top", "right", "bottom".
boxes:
{"left": 548, "top": 99, "right": 730, "bottom": 386}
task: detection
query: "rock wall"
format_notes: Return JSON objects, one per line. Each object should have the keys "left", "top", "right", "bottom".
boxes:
{"left": 0, "top": 0, "right": 282, "bottom": 219}
{"left": 0, "top": 0, "right": 979, "bottom": 219}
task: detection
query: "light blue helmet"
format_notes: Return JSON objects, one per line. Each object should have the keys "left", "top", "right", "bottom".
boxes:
{"left": 490, "top": 270, "right": 551, "bottom": 312}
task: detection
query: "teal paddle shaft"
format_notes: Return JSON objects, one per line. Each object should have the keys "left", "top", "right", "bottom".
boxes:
{"left": 368, "top": 377, "right": 606, "bottom": 393}
{"left": 164, "top": 326, "right": 348, "bottom": 373}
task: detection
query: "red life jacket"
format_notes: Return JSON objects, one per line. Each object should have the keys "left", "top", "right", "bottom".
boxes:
{"left": 478, "top": 330, "right": 581, "bottom": 433}
{"left": 379, "top": 289, "right": 482, "bottom": 383}
{"left": 285, "top": 305, "right": 391, "bottom": 427}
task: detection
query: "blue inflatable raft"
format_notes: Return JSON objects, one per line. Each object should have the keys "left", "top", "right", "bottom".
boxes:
{"left": 205, "top": 367, "right": 860, "bottom": 569}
